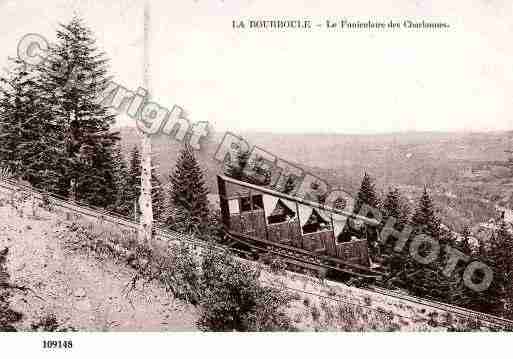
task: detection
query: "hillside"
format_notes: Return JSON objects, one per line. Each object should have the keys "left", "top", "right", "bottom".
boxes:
{"left": 0, "top": 191, "right": 500, "bottom": 331}
{"left": 0, "top": 204, "right": 198, "bottom": 331}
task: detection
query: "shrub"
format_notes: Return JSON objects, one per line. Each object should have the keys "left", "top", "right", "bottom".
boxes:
{"left": 156, "top": 242, "right": 201, "bottom": 304}
{"left": 197, "top": 248, "right": 294, "bottom": 331}
{"left": 31, "top": 314, "right": 59, "bottom": 331}
{"left": 0, "top": 248, "right": 23, "bottom": 331}
{"left": 30, "top": 313, "right": 76, "bottom": 332}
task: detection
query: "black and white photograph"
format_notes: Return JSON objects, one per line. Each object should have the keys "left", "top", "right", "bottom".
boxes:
{"left": 0, "top": 0, "right": 512, "bottom": 357}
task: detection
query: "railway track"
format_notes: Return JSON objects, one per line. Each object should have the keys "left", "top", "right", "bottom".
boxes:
{"left": 1, "top": 178, "right": 513, "bottom": 331}
{"left": 370, "top": 287, "right": 513, "bottom": 331}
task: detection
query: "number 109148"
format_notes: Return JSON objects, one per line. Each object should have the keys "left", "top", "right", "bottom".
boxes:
{"left": 42, "top": 340, "right": 73, "bottom": 349}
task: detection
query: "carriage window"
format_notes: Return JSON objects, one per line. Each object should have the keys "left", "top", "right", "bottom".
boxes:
{"left": 240, "top": 194, "right": 264, "bottom": 212}
{"left": 302, "top": 209, "right": 331, "bottom": 234}
{"left": 268, "top": 200, "right": 296, "bottom": 224}
{"left": 336, "top": 218, "right": 363, "bottom": 243}
{"left": 228, "top": 199, "right": 240, "bottom": 214}
{"left": 240, "top": 197, "right": 252, "bottom": 212}
{"left": 252, "top": 194, "right": 263, "bottom": 210}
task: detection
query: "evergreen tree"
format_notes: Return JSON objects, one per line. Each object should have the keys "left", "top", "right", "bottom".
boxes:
{"left": 36, "top": 16, "right": 119, "bottom": 202}
{"left": 224, "top": 145, "right": 270, "bottom": 186}
{"left": 439, "top": 225, "right": 457, "bottom": 249}
{"left": 0, "top": 58, "right": 64, "bottom": 191}
{"left": 76, "top": 140, "right": 118, "bottom": 207}
{"left": 487, "top": 220, "right": 513, "bottom": 318}
{"left": 382, "top": 187, "right": 409, "bottom": 227}
{"left": 168, "top": 144, "right": 209, "bottom": 233}
{"left": 353, "top": 172, "right": 380, "bottom": 215}
{"left": 352, "top": 172, "right": 381, "bottom": 250}
{"left": 0, "top": 59, "right": 28, "bottom": 175}
{"left": 110, "top": 144, "right": 131, "bottom": 216}
{"left": 380, "top": 187, "right": 413, "bottom": 278}
{"left": 460, "top": 225, "right": 474, "bottom": 256}
{"left": 224, "top": 145, "right": 248, "bottom": 181}
{"left": 410, "top": 187, "right": 441, "bottom": 240}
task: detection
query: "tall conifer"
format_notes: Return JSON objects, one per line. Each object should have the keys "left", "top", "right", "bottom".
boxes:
{"left": 168, "top": 144, "right": 209, "bottom": 232}
{"left": 354, "top": 172, "right": 380, "bottom": 214}
{"left": 411, "top": 187, "right": 441, "bottom": 240}
{"left": 36, "top": 16, "right": 119, "bottom": 202}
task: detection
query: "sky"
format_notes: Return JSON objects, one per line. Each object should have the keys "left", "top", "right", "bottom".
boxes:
{"left": 1, "top": 0, "right": 513, "bottom": 134}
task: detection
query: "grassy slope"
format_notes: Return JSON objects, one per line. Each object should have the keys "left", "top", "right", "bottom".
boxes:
{"left": 0, "top": 194, "right": 496, "bottom": 331}
{"left": 0, "top": 202, "right": 198, "bottom": 331}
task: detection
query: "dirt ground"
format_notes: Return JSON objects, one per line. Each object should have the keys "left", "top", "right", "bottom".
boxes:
{"left": 0, "top": 204, "right": 199, "bottom": 331}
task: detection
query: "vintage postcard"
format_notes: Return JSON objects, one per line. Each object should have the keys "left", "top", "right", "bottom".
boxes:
{"left": 0, "top": 0, "right": 512, "bottom": 357}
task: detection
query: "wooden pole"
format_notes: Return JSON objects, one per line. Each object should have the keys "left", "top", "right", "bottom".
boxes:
{"left": 138, "top": 0, "right": 154, "bottom": 244}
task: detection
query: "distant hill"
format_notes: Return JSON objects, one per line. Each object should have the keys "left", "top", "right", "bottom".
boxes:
{"left": 118, "top": 127, "right": 513, "bottom": 231}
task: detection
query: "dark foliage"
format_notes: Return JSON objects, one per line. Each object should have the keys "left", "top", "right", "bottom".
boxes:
{"left": 485, "top": 220, "right": 513, "bottom": 318}
{"left": 197, "top": 249, "right": 294, "bottom": 331}
{"left": 0, "top": 248, "right": 23, "bottom": 331}
{"left": 35, "top": 16, "right": 119, "bottom": 205}
{"left": 0, "top": 58, "right": 64, "bottom": 192}
{"left": 410, "top": 187, "right": 441, "bottom": 240}
{"left": 167, "top": 144, "right": 210, "bottom": 233}
{"left": 353, "top": 172, "right": 380, "bottom": 215}
{"left": 224, "top": 145, "right": 271, "bottom": 187}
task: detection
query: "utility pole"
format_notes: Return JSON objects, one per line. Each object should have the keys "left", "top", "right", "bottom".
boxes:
{"left": 138, "top": 0, "right": 154, "bottom": 244}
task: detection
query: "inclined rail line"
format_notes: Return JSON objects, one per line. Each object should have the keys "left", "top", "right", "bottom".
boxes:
{"left": 370, "top": 287, "right": 513, "bottom": 330}
{"left": 1, "top": 178, "right": 513, "bottom": 330}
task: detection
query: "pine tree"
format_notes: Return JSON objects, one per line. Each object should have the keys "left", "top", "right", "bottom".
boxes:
{"left": 380, "top": 187, "right": 413, "bottom": 277}
{"left": 392, "top": 187, "right": 452, "bottom": 301}
{"left": 487, "top": 220, "right": 513, "bottom": 318}
{"left": 0, "top": 58, "right": 65, "bottom": 191}
{"left": 110, "top": 144, "right": 131, "bottom": 216}
{"left": 410, "top": 187, "right": 441, "bottom": 240}
{"left": 382, "top": 187, "right": 409, "bottom": 227}
{"left": 224, "top": 145, "right": 249, "bottom": 181}
{"left": 168, "top": 144, "right": 209, "bottom": 233}
{"left": 460, "top": 225, "right": 473, "bottom": 256}
{"left": 76, "top": 141, "right": 118, "bottom": 207}
{"left": 0, "top": 59, "right": 27, "bottom": 175}
{"left": 439, "top": 226, "right": 457, "bottom": 249}
{"left": 36, "top": 16, "right": 119, "bottom": 203}
{"left": 224, "top": 145, "right": 271, "bottom": 186}
{"left": 353, "top": 172, "right": 380, "bottom": 214}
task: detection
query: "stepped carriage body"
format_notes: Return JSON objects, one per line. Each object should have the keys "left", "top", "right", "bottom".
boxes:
{"left": 217, "top": 175, "right": 383, "bottom": 278}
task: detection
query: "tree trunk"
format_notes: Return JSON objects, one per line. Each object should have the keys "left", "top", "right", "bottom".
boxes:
{"left": 138, "top": 0, "right": 153, "bottom": 244}
{"left": 139, "top": 134, "right": 153, "bottom": 243}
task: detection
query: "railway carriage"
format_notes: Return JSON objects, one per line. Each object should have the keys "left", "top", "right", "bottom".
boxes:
{"left": 217, "top": 175, "right": 385, "bottom": 281}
